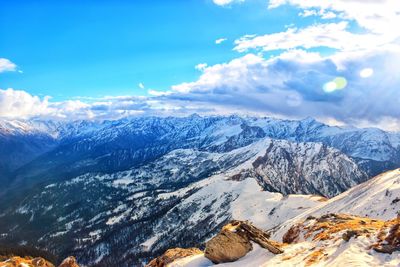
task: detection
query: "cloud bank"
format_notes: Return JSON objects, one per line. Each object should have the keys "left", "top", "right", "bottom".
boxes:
{"left": 2, "top": 46, "right": 400, "bottom": 130}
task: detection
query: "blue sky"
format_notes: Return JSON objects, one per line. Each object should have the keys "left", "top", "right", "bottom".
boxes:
{"left": 1, "top": 0, "right": 400, "bottom": 130}
{"left": 0, "top": 0, "right": 309, "bottom": 100}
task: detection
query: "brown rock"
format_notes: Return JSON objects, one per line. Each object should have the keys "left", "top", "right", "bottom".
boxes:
{"left": 0, "top": 256, "right": 54, "bottom": 267}
{"left": 342, "top": 230, "right": 359, "bottom": 242}
{"left": 283, "top": 224, "right": 301, "bottom": 244}
{"left": 204, "top": 229, "right": 253, "bottom": 263}
{"left": 32, "top": 257, "right": 53, "bottom": 267}
{"left": 373, "top": 244, "right": 398, "bottom": 254}
{"left": 373, "top": 219, "right": 400, "bottom": 254}
{"left": 58, "top": 256, "right": 80, "bottom": 267}
{"left": 146, "top": 247, "right": 202, "bottom": 267}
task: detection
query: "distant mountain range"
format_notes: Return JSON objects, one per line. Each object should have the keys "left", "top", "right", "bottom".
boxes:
{"left": 0, "top": 115, "right": 399, "bottom": 266}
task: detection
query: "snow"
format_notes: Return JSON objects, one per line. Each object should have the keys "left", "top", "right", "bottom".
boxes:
{"left": 170, "top": 254, "right": 212, "bottom": 267}
{"left": 105, "top": 208, "right": 132, "bottom": 225}
{"left": 141, "top": 235, "right": 159, "bottom": 251}
{"left": 297, "top": 169, "right": 400, "bottom": 223}
{"left": 229, "top": 179, "right": 323, "bottom": 230}
{"left": 165, "top": 169, "right": 400, "bottom": 267}
{"left": 112, "top": 177, "right": 134, "bottom": 186}
{"left": 172, "top": 235, "right": 400, "bottom": 267}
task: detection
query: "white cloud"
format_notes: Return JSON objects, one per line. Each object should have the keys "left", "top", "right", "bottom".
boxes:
{"left": 0, "top": 88, "right": 50, "bottom": 118}
{"left": 299, "top": 9, "right": 337, "bottom": 19}
{"left": 234, "top": 22, "right": 396, "bottom": 53}
{"left": 268, "top": 0, "right": 400, "bottom": 35}
{"left": 233, "top": 1, "right": 400, "bottom": 56}
{"left": 0, "top": 58, "right": 17, "bottom": 73}
{"left": 195, "top": 63, "right": 208, "bottom": 71}
{"left": 147, "top": 89, "right": 172, "bottom": 96}
{"left": 167, "top": 47, "right": 400, "bottom": 130}
{"left": 212, "top": 0, "right": 243, "bottom": 6}
{"left": 215, "top": 38, "right": 227, "bottom": 44}
{"left": 138, "top": 83, "right": 145, "bottom": 89}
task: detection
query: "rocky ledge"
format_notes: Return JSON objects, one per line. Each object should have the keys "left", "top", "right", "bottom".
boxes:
{"left": 147, "top": 220, "right": 283, "bottom": 265}
{"left": 0, "top": 256, "right": 80, "bottom": 267}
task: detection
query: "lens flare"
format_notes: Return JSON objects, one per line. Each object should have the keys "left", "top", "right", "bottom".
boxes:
{"left": 333, "top": 77, "right": 347, "bottom": 89}
{"left": 323, "top": 81, "right": 337, "bottom": 92}
{"left": 360, "top": 68, "right": 374, "bottom": 78}
{"left": 323, "top": 77, "right": 347, "bottom": 93}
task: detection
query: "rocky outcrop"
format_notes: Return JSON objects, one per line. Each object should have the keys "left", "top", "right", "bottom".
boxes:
{"left": 283, "top": 213, "right": 400, "bottom": 256}
{"left": 205, "top": 229, "right": 252, "bottom": 263}
{"left": 0, "top": 255, "right": 80, "bottom": 267}
{"left": 146, "top": 248, "right": 202, "bottom": 267}
{"left": 283, "top": 214, "right": 384, "bottom": 244}
{"left": 0, "top": 256, "right": 55, "bottom": 267}
{"left": 372, "top": 218, "right": 400, "bottom": 254}
{"left": 58, "top": 256, "right": 80, "bottom": 267}
{"left": 204, "top": 220, "right": 283, "bottom": 264}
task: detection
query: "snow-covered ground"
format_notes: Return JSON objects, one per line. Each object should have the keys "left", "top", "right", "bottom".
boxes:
{"left": 165, "top": 169, "right": 400, "bottom": 267}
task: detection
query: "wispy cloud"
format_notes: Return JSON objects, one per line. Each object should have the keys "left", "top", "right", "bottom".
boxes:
{"left": 268, "top": 0, "right": 400, "bottom": 35}
{"left": 234, "top": 22, "right": 397, "bottom": 53}
{"left": 138, "top": 83, "right": 145, "bottom": 89}
{"left": 0, "top": 58, "right": 17, "bottom": 73}
{"left": 215, "top": 38, "right": 227, "bottom": 44}
{"left": 212, "top": 0, "right": 243, "bottom": 6}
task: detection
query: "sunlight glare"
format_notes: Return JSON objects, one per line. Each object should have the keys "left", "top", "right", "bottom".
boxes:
{"left": 360, "top": 68, "right": 374, "bottom": 78}
{"left": 323, "top": 77, "right": 347, "bottom": 93}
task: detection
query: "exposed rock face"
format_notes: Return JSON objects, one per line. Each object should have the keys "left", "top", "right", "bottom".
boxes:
{"left": 0, "top": 256, "right": 55, "bottom": 267}
{"left": 372, "top": 218, "right": 400, "bottom": 254}
{"left": 146, "top": 248, "right": 202, "bottom": 267}
{"left": 58, "top": 256, "right": 80, "bottom": 267}
{"left": 204, "top": 220, "right": 283, "bottom": 264}
{"left": 283, "top": 213, "right": 400, "bottom": 256}
{"left": 283, "top": 213, "right": 384, "bottom": 245}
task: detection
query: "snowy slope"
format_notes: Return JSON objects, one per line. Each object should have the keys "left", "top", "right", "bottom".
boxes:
{"left": 306, "top": 168, "right": 400, "bottom": 220}
{"left": 165, "top": 169, "right": 400, "bottom": 267}
{"left": 274, "top": 168, "right": 400, "bottom": 238}
{"left": 171, "top": 232, "right": 400, "bottom": 267}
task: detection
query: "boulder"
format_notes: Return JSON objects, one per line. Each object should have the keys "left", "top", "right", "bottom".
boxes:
{"left": 205, "top": 229, "right": 252, "bottom": 264}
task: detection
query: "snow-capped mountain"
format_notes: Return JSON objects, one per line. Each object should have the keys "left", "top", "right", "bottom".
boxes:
{"left": 1, "top": 115, "right": 398, "bottom": 190}
{"left": 0, "top": 115, "right": 399, "bottom": 266}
